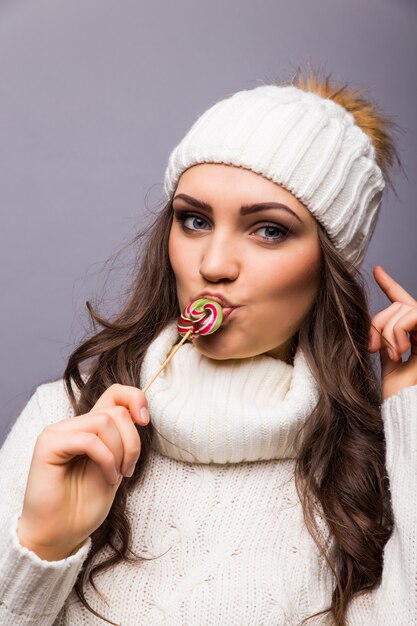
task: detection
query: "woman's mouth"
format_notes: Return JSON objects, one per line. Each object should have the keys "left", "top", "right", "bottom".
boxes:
{"left": 222, "top": 306, "right": 236, "bottom": 320}
{"left": 192, "top": 292, "right": 240, "bottom": 329}
{"left": 197, "top": 292, "right": 238, "bottom": 309}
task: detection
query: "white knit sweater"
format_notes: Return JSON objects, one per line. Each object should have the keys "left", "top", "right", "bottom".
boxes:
{"left": 0, "top": 320, "right": 416, "bottom": 625}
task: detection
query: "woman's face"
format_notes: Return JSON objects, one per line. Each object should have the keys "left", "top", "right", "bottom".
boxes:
{"left": 168, "top": 163, "right": 322, "bottom": 361}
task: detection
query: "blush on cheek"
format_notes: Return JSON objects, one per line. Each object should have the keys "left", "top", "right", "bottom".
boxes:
{"left": 269, "top": 256, "right": 321, "bottom": 319}
{"left": 285, "top": 251, "right": 321, "bottom": 289}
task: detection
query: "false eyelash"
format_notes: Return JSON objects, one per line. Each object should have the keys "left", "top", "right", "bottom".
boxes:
{"left": 174, "top": 210, "right": 202, "bottom": 223}
{"left": 173, "top": 210, "right": 290, "bottom": 243}
{"left": 258, "top": 224, "right": 290, "bottom": 241}
{"left": 173, "top": 211, "right": 210, "bottom": 229}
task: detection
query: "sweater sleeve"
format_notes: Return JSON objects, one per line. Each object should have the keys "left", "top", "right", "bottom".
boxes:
{"left": 347, "top": 383, "right": 417, "bottom": 626}
{"left": 0, "top": 383, "right": 92, "bottom": 626}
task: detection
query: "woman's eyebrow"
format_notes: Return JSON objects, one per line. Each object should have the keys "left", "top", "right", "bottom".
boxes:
{"left": 172, "top": 193, "right": 302, "bottom": 223}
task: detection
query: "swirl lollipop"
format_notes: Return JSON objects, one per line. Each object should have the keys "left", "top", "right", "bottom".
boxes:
{"left": 143, "top": 298, "right": 223, "bottom": 392}
{"left": 178, "top": 298, "right": 223, "bottom": 338}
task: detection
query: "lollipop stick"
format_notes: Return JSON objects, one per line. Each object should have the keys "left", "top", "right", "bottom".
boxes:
{"left": 143, "top": 329, "right": 193, "bottom": 392}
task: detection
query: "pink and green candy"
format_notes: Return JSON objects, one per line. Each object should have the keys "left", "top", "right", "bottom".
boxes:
{"left": 177, "top": 298, "right": 223, "bottom": 338}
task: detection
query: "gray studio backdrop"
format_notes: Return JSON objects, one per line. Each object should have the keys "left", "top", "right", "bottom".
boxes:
{"left": 1, "top": 0, "right": 416, "bottom": 444}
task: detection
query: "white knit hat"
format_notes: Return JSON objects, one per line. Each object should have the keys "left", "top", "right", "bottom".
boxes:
{"left": 163, "top": 84, "right": 385, "bottom": 268}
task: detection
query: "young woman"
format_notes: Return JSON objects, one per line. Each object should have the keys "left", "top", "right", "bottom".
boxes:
{"left": 0, "top": 68, "right": 416, "bottom": 626}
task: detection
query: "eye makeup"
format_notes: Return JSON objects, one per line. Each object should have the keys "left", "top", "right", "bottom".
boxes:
{"left": 173, "top": 209, "right": 291, "bottom": 244}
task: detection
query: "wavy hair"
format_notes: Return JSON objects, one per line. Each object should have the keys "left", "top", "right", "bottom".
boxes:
{"left": 63, "top": 68, "right": 401, "bottom": 625}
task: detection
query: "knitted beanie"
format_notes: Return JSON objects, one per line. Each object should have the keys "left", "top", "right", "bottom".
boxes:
{"left": 163, "top": 84, "right": 385, "bottom": 268}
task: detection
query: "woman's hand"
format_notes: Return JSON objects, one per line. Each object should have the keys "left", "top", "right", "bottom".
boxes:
{"left": 16, "top": 384, "right": 150, "bottom": 561}
{"left": 368, "top": 265, "right": 417, "bottom": 401}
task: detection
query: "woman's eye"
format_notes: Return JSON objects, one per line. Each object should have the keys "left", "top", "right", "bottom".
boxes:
{"left": 174, "top": 212, "right": 210, "bottom": 231}
{"left": 255, "top": 224, "right": 289, "bottom": 242}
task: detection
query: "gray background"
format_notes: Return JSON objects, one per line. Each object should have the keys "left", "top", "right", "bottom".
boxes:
{"left": 1, "top": 0, "right": 416, "bottom": 444}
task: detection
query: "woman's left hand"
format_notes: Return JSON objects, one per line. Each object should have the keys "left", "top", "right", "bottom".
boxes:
{"left": 368, "top": 265, "right": 417, "bottom": 401}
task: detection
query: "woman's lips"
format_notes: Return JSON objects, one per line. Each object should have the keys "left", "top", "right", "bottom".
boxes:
{"left": 197, "top": 292, "right": 238, "bottom": 308}
{"left": 191, "top": 294, "right": 239, "bottom": 327}
{"left": 221, "top": 306, "right": 237, "bottom": 320}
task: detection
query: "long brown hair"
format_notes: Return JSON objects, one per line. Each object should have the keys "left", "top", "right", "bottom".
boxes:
{"left": 62, "top": 67, "right": 401, "bottom": 625}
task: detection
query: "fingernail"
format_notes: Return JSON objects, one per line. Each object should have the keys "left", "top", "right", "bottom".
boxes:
{"left": 125, "top": 464, "right": 135, "bottom": 477}
{"left": 388, "top": 348, "right": 394, "bottom": 359}
{"left": 140, "top": 407, "right": 149, "bottom": 424}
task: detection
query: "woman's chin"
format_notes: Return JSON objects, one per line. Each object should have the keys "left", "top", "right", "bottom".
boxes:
{"left": 191, "top": 330, "right": 252, "bottom": 361}
{"left": 190, "top": 327, "right": 291, "bottom": 362}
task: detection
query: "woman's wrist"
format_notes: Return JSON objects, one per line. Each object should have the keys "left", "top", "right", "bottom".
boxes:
{"left": 16, "top": 518, "right": 84, "bottom": 562}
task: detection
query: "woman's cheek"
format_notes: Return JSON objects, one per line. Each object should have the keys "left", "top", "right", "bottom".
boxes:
{"left": 168, "top": 236, "right": 185, "bottom": 281}
{"left": 276, "top": 251, "right": 321, "bottom": 297}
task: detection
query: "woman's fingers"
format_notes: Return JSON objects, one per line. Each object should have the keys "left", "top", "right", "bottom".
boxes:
{"left": 90, "top": 407, "right": 141, "bottom": 477}
{"left": 39, "top": 426, "right": 122, "bottom": 485}
{"left": 370, "top": 266, "right": 417, "bottom": 354}
{"left": 91, "top": 384, "right": 149, "bottom": 476}
{"left": 373, "top": 265, "right": 417, "bottom": 307}
{"left": 369, "top": 302, "right": 402, "bottom": 352}
{"left": 46, "top": 406, "right": 142, "bottom": 479}
{"left": 386, "top": 307, "right": 417, "bottom": 359}
{"left": 369, "top": 302, "right": 417, "bottom": 359}
{"left": 92, "top": 383, "right": 150, "bottom": 426}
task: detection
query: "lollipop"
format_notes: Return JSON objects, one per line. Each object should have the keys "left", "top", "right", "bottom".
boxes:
{"left": 143, "top": 298, "right": 223, "bottom": 392}
{"left": 178, "top": 297, "right": 223, "bottom": 338}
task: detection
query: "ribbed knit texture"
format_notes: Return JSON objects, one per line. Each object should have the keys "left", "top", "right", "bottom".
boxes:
{"left": 0, "top": 324, "right": 416, "bottom": 625}
{"left": 163, "top": 85, "right": 385, "bottom": 268}
{"left": 140, "top": 321, "right": 320, "bottom": 463}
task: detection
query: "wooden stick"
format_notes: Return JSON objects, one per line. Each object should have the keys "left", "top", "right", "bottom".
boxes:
{"left": 143, "top": 329, "right": 193, "bottom": 392}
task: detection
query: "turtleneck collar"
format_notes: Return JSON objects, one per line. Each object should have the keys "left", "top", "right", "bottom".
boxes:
{"left": 140, "top": 320, "right": 320, "bottom": 464}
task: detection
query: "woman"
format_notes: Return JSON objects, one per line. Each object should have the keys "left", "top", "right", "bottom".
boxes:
{"left": 0, "top": 68, "right": 416, "bottom": 626}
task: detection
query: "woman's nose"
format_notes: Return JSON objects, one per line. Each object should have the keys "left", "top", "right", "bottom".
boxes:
{"left": 199, "top": 234, "right": 240, "bottom": 283}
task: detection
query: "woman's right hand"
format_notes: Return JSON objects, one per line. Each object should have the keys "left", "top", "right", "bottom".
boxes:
{"left": 16, "top": 383, "right": 150, "bottom": 561}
